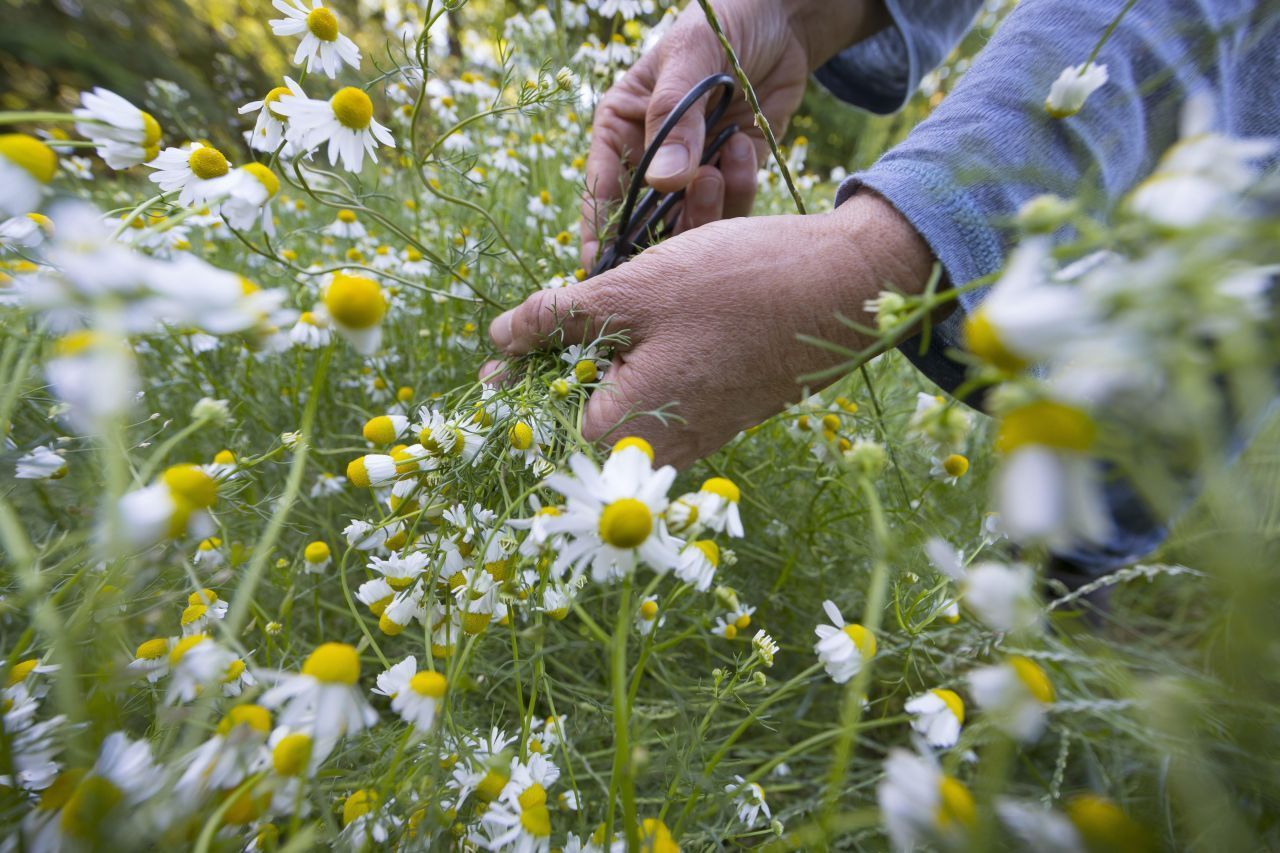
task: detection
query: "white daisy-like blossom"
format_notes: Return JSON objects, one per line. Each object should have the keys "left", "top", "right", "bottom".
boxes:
{"left": 0, "top": 694, "right": 65, "bottom": 792}
{"left": 537, "top": 439, "right": 682, "bottom": 584}
{"left": 963, "top": 237, "right": 1097, "bottom": 373}
{"left": 925, "top": 539, "right": 1042, "bottom": 634}
{"left": 275, "top": 87, "right": 395, "bottom": 173}
{"left": 321, "top": 273, "right": 388, "bottom": 355}
{"left": 675, "top": 539, "right": 720, "bottom": 591}
{"left": 200, "top": 162, "right": 281, "bottom": 235}
{"left": 45, "top": 331, "right": 139, "bottom": 434}
{"left": 166, "top": 634, "right": 238, "bottom": 705}
{"left": 589, "top": 0, "right": 654, "bottom": 19}
{"left": 813, "top": 600, "right": 877, "bottom": 684}
{"left": 239, "top": 77, "right": 306, "bottom": 153}
{"left": 1125, "top": 93, "right": 1276, "bottom": 229}
{"left": 290, "top": 308, "right": 333, "bottom": 349}
{"left": 324, "top": 208, "right": 367, "bottom": 239}
{"left": 877, "top": 748, "right": 976, "bottom": 851}
{"left": 996, "top": 799, "right": 1086, "bottom": 853}
{"left": 173, "top": 704, "right": 272, "bottom": 803}
{"left": 560, "top": 343, "right": 609, "bottom": 383}
{"left": 367, "top": 550, "right": 430, "bottom": 590}
{"left": 372, "top": 655, "right": 448, "bottom": 733}
{"left": 260, "top": 642, "right": 377, "bottom": 741}
{"left": 145, "top": 142, "right": 231, "bottom": 207}
{"left": 0, "top": 211, "right": 53, "bottom": 249}
{"left": 15, "top": 445, "right": 67, "bottom": 480}
{"left": 73, "top": 87, "right": 163, "bottom": 169}
{"left": 339, "top": 789, "right": 402, "bottom": 847}
{"left": 725, "top": 775, "right": 771, "bottom": 827}
{"left": 0, "top": 134, "right": 58, "bottom": 217}
{"left": 126, "top": 637, "right": 173, "bottom": 682}
{"left": 1044, "top": 62, "right": 1108, "bottom": 118}
{"left": 968, "top": 655, "right": 1055, "bottom": 742}
{"left": 269, "top": 0, "right": 361, "bottom": 78}
{"left": 752, "top": 630, "right": 778, "bottom": 667}
{"left": 904, "top": 689, "right": 966, "bottom": 749}
{"left": 994, "top": 400, "right": 1112, "bottom": 548}
{"left": 696, "top": 477, "right": 745, "bottom": 537}
{"left": 344, "top": 518, "right": 399, "bottom": 550}
{"left": 473, "top": 755, "right": 560, "bottom": 852}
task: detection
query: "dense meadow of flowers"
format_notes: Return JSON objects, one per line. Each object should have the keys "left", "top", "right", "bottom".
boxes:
{"left": 2, "top": 0, "right": 1279, "bottom": 850}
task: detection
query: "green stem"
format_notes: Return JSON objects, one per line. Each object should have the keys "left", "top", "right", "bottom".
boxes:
{"left": 606, "top": 578, "right": 639, "bottom": 848}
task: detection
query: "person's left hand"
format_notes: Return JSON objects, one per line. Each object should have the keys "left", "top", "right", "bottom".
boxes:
{"left": 485, "top": 191, "right": 936, "bottom": 469}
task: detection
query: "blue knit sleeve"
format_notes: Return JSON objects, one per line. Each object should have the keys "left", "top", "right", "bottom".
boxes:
{"left": 813, "top": 0, "right": 985, "bottom": 115}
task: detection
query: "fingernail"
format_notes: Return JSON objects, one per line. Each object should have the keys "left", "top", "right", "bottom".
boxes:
{"left": 725, "top": 133, "right": 752, "bottom": 162}
{"left": 691, "top": 177, "right": 719, "bottom": 207}
{"left": 647, "top": 144, "right": 689, "bottom": 181}
{"left": 489, "top": 309, "right": 515, "bottom": 349}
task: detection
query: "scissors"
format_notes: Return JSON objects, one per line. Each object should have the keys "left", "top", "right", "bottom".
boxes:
{"left": 588, "top": 73, "right": 739, "bottom": 277}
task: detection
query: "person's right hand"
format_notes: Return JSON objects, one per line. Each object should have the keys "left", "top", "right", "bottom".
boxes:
{"left": 579, "top": 0, "right": 889, "bottom": 268}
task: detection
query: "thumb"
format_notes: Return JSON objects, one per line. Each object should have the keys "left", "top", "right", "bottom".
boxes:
{"left": 642, "top": 30, "right": 725, "bottom": 191}
{"left": 488, "top": 283, "right": 621, "bottom": 356}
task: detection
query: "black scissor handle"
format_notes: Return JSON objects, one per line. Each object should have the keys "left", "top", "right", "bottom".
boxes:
{"left": 590, "top": 74, "right": 739, "bottom": 277}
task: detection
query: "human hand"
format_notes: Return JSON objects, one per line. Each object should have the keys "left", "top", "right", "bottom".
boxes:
{"left": 580, "top": 0, "right": 889, "bottom": 267}
{"left": 489, "top": 192, "right": 935, "bottom": 469}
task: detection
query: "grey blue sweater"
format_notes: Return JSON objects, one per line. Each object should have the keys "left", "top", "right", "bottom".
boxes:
{"left": 816, "top": 0, "right": 1280, "bottom": 569}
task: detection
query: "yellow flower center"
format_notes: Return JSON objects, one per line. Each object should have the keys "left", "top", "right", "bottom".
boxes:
{"left": 932, "top": 688, "right": 966, "bottom": 723}
{"left": 574, "top": 359, "right": 598, "bottom": 383}
{"left": 243, "top": 162, "right": 279, "bottom": 197}
{"left": 963, "top": 309, "right": 1028, "bottom": 372}
{"left": 60, "top": 776, "right": 123, "bottom": 837}
{"left": 409, "top": 670, "right": 447, "bottom": 698}
{"left": 181, "top": 603, "right": 208, "bottom": 626}
{"left": 842, "top": 623, "right": 877, "bottom": 659}
{"left": 301, "top": 642, "right": 360, "bottom": 684}
{"left": 306, "top": 5, "right": 339, "bottom": 41}
{"left": 342, "top": 789, "right": 379, "bottom": 826}
{"left": 217, "top": 703, "right": 271, "bottom": 736}
{"left": 223, "top": 658, "right": 246, "bottom": 682}
{"left": 169, "top": 633, "right": 208, "bottom": 666}
{"left": 639, "top": 818, "right": 679, "bottom": 853}
{"left": 337, "top": 208, "right": 357, "bottom": 223}
{"left": 39, "top": 769, "right": 86, "bottom": 812}
{"left": 612, "top": 436, "right": 654, "bottom": 461}
{"left": 188, "top": 588, "right": 219, "bottom": 606}
{"left": 721, "top": 623, "right": 738, "bottom": 640}
{"left": 140, "top": 111, "right": 162, "bottom": 148}
{"left": 212, "top": 449, "right": 236, "bottom": 466}
{"left": 476, "top": 769, "right": 509, "bottom": 802}
{"left": 691, "top": 539, "right": 720, "bottom": 567}
{"left": 325, "top": 273, "right": 386, "bottom": 329}
{"left": 639, "top": 599, "right": 659, "bottom": 620}
{"left": 363, "top": 415, "right": 398, "bottom": 445}
{"left": 162, "top": 464, "right": 218, "bottom": 509}
{"left": 1066, "top": 794, "right": 1150, "bottom": 851}
{"left": 1009, "top": 655, "right": 1054, "bottom": 703}
{"left": 509, "top": 421, "right": 534, "bottom": 450}
{"left": 304, "top": 541, "right": 331, "bottom": 563}
{"left": 346, "top": 456, "right": 371, "bottom": 488}
{"left": 555, "top": 230, "right": 572, "bottom": 245}
{"left": 135, "top": 638, "right": 169, "bottom": 660}
{"left": 272, "top": 732, "right": 313, "bottom": 776}
{"left": 996, "top": 401, "right": 1095, "bottom": 454}
{"left": 701, "top": 477, "right": 740, "bottom": 503}
{"left": 6, "top": 658, "right": 37, "bottom": 686}
{"left": 262, "top": 86, "right": 293, "bottom": 121}
{"left": 734, "top": 613, "right": 751, "bottom": 630}
{"left": 188, "top": 145, "right": 229, "bottom": 180}
{"left": 942, "top": 454, "right": 970, "bottom": 477}
{"left": 330, "top": 87, "right": 373, "bottom": 131}
{"left": 935, "top": 775, "right": 976, "bottom": 829}
{"left": 598, "top": 498, "right": 652, "bottom": 549}
{"left": 0, "top": 134, "right": 57, "bottom": 183}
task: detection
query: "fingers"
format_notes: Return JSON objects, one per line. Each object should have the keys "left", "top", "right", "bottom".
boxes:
{"left": 581, "top": 91, "right": 646, "bottom": 269}
{"left": 642, "top": 31, "right": 725, "bottom": 192}
{"left": 678, "top": 165, "right": 725, "bottom": 232}
{"left": 478, "top": 360, "right": 508, "bottom": 385}
{"left": 719, "top": 132, "right": 759, "bottom": 219}
{"left": 488, "top": 283, "right": 624, "bottom": 357}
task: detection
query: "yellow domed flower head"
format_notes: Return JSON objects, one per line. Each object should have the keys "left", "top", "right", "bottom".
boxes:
{"left": 613, "top": 436, "right": 654, "bottom": 461}
{"left": 212, "top": 449, "right": 236, "bottom": 466}
{"left": 187, "top": 145, "right": 229, "bottom": 180}
{"left": 574, "top": 359, "right": 599, "bottom": 384}
{"left": 996, "top": 401, "right": 1095, "bottom": 455}
{"left": 638, "top": 818, "right": 679, "bottom": 852}
{"left": 509, "top": 421, "right": 534, "bottom": 451}
{"left": 242, "top": 162, "right": 280, "bottom": 198}
{"left": 935, "top": 775, "right": 976, "bottom": 830}
{"left": 0, "top": 134, "right": 58, "bottom": 183}
{"left": 598, "top": 498, "right": 653, "bottom": 549}
{"left": 1066, "top": 794, "right": 1154, "bottom": 853}
{"left": 304, "top": 540, "right": 331, "bottom": 567}
{"left": 162, "top": 464, "right": 218, "bottom": 509}
{"left": 217, "top": 703, "right": 272, "bottom": 737}
{"left": 963, "top": 308, "right": 1029, "bottom": 373}
{"left": 302, "top": 642, "right": 361, "bottom": 685}
{"left": 272, "top": 732, "right": 313, "bottom": 777}
{"left": 135, "top": 638, "right": 169, "bottom": 661}
{"left": 362, "top": 414, "right": 407, "bottom": 445}
{"left": 942, "top": 454, "right": 970, "bottom": 478}
{"left": 1008, "top": 655, "right": 1054, "bottom": 704}
{"left": 342, "top": 789, "right": 379, "bottom": 826}
{"left": 324, "top": 273, "right": 387, "bottom": 354}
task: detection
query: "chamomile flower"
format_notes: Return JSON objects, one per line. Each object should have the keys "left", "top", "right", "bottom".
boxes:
{"left": 275, "top": 87, "right": 395, "bottom": 173}
{"left": 174, "top": 704, "right": 272, "bottom": 803}
{"left": 725, "top": 775, "right": 771, "bottom": 827}
{"left": 538, "top": 439, "right": 681, "bottom": 583}
{"left": 324, "top": 273, "right": 387, "bottom": 355}
{"left": 813, "top": 600, "right": 876, "bottom": 684}
{"left": 635, "top": 595, "right": 664, "bottom": 636}
{"left": 117, "top": 463, "right": 219, "bottom": 546}
{"left": 260, "top": 642, "right": 378, "bottom": 741}
{"left": 167, "top": 634, "right": 239, "bottom": 705}
{"left": 0, "top": 134, "right": 57, "bottom": 217}
{"left": 752, "top": 630, "right": 778, "bottom": 667}
{"left": 194, "top": 538, "right": 228, "bottom": 569}
{"left": 905, "top": 689, "right": 966, "bottom": 749}
{"left": 877, "top": 748, "right": 975, "bottom": 850}
{"left": 302, "top": 540, "right": 331, "bottom": 573}
{"left": 181, "top": 588, "right": 228, "bottom": 635}
{"left": 202, "top": 163, "right": 281, "bottom": 235}
{"left": 73, "top": 88, "right": 163, "bottom": 169}
{"left": 968, "top": 655, "right": 1055, "bottom": 742}
{"left": 146, "top": 142, "right": 231, "bottom": 207}
{"left": 346, "top": 453, "right": 399, "bottom": 489}
{"left": 340, "top": 788, "right": 400, "bottom": 846}
{"left": 675, "top": 539, "right": 719, "bottom": 591}
{"left": 240, "top": 78, "right": 306, "bottom": 152}
{"left": 324, "top": 208, "right": 367, "bottom": 239}
{"left": 269, "top": 725, "right": 336, "bottom": 779}
{"left": 290, "top": 309, "right": 333, "bottom": 349}
{"left": 269, "top": 0, "right": 362, "bottom": 78}
{"left": 696, "top": 477, "right": 744, "bottom": 537}
{"left": 560, "top": 343, "right": 609, "bottom": 384}
{"left": 15, "top": 446, "right": 66, "bottom": 480}
{"left": 55, "top": 733, "right": 164, "bottom": 841}
{"left": 127, "top": 637, "right": 173, "bottom": 682}
{"left": 367, "top": 550, "right": 430, "bottom": 590}
{"left": 375, "top": 656, "right": 447, "bottom": 733}
{"left": 1045, "top": 63, "right": 1108, "bottom": 118}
